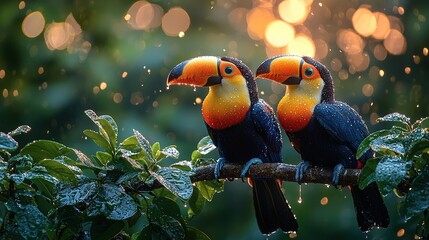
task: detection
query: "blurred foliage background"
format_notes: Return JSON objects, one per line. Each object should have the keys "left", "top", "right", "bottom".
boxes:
{"left": 1, "top": 0, "right": 428, "bottom": 239}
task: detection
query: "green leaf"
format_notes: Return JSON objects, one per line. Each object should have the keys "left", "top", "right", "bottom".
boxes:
{"left": 195, "top": 181, "right": 217, "bottom": 201}
{"left": 171, "top": 160, "right": 192, "bottom": 172}
{"left": 148, "top": 198, "right": 186, "bottom": 240}
{"left": 359, "top": 158, "right": 381, "bottom": 190}
{"left": 70, "top": 148, "right": 96, "bottom": 167}
{"left": 188, "top": 188, "right": 205, "bottom": 218}
{"left": 136, "top": 226, "right": 153, "bottom": 240}
{"left": 159, "top": 145, "right": 180, "bottom": 159}
{"left": 96, "top": 117, "right": 118, "bottom": 148}
{"left": 20, "top": 140, "right": 71, "bottom": 162}
{"left": 413, "top": 116, "right": 429, "bottom": 129}
{"left": 152, "top": 142, "right": 161, "bottom": 158}
{"left": 95, "top": 151, "right": 112, "bottom": 166}
{"left": 87, "top": 183, "right": 138, "bottom": 220}
{"left": 133, "top": 129, "right": 155, "bottom": 163}
{"left": 375, "top": 156, "right": 409, "bottom": 196}
{"left": 403, "top": 127, "right": 429, "bottom": 157}
{"left": 191, "top": 150, "right": 204, "bottom": 162}
{"left": 38, "top": 159, "right": 77, "bottom": 184}
{"left": 120, "top": 135, "right": 141, "bottom": 152}
{"left": 57, "top": 182, "right": 98, "bottom": 207}
{"left": 402, "top": 167, "right": 429, "bottom": 220}
{"left": 0, "top": 132, "right": 18, "bottom": 151}
{"left": 377, "top": 112, "right": 411, "bottom": 126}
{"left": 5, "top": 201, "right": 47, "bottom": 239}
{"left": 90, "top": 217, "right": 125, "bottom": 240}
{"left": 370, "top": 134, "right": 405, "bottom": 156}
{"left": 186, "top": 226, "right": 210, "bottom": 240}
{"left": 357, "top": 129, "right": 395, "bottom": 159}
{"left": 197, "top": 136, "right": 216, "bottom": 155}
{"left": 8, "top": 125, "right": 31, "bottom": 137}
{"left": 83, "top": 129, "right": 112, "bottom": 152}
{"left": 151, "top": 167, "right": 193, "bottom": 201}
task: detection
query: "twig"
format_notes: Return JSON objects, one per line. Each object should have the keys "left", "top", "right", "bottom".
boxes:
{"left": 134, "top": 163, "right": 361, "bottom": 191}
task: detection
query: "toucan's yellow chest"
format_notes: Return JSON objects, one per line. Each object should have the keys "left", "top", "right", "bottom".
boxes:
{"left": 202, "top": 77, "right": 251, "bottom": 129}
{"left": 278, "top": 81, "right": 323, "bottom": 133}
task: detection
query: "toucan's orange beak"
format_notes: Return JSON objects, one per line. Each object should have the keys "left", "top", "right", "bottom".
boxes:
{"left": 256, "top": 55, "right": 303, "bottom": 85}
{"left": 167, "top": 56, "right": 222, "bottom": 87}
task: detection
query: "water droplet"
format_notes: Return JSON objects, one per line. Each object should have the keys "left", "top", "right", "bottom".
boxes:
{"left": 193, "top": 86, "right": 197, "bottom": 91}
{"left": 166, "top": 85, "right": 170, "bottom": 90}
{"left": 298, "top": 185, "right": 302, "bottom": 204}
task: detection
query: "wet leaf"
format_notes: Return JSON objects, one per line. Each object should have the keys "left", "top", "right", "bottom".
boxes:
{"left": 57, "top": 182, "right": 98, "bottom": 207}
{"left": 8, "top": 125, "right": 31, "bottom": 137}
{"left": 197, "top": 136, "right": 216, "bottom": 155}
{"left": 357, "top": 129, "right": 395, "bottom": 159}
{"left": 96, "top": 117, "right": 118, "bottom": 148}
{"left": 87, "top": 183, "right": 138, "bottom": 220}
{"left": 90, "top": 217, "right": 125, "bottom": 240}
{"left": 186, "top": 226, "right": 210, "bottom": 240}
{"left": 377, "top": 112, "right": 411, "bottom": 126}
{"left": 5, "top": 201, "right": 47, "bottom": 239}
{"left": 149, "top": 198, "right": 186, "bottom": 240}
{"left": 370, "top": 133, "right": 405, "bottom": 156}
{"left": 70, "top": 148, "right": 96, "bottom": 167}
{"left": 152, "top": 142, "right": 161, "bottom": 158}
{"left": 95, "top": 151, "right": 112, "bottom": 166}
{"left": 151, "top": 167, "right": 193, "bottom": 201}
{"left": 375, "top": 156, "right": 409, "bottom": 196}
{"left": 133, "top": 129, "right": 155, "bottom": 163}
{"left": 159, "top": 145, "right": 180, "bottom": 159}
{"left": 171, "top": 160, "right": 192, "bottom": 171}
{"left": 412, "top": 116, "right": 429, "bottom": 129}
{"left": 195, "top": 181, "right": 218, "bottom": 201}
{"left": 83, "top": 129, "right": 111, "bottom": 152}
{"left": 402, "top": 167, "right": 429, "bottom": 220}
{"left": 20, "top": 140, "right": 71, "bottom": 163}
{"left": 358, "top": 158, "right": 380, "bottom": 190}
{"left": 0, "top": 132, "right": 18, "bottom": 151}
{"left": 188, "top": 188, "right": 205, "bottom": 217}
{"left": 403, "top": 128, "right": 429, "bottom": 156}
{"left": 38, "top": 159, "right": 77, "bottom": 184}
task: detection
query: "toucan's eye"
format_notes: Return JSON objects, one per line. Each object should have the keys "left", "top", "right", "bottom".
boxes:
{"left": 304, "top": 67, "right": 314, "bottom": 77}
{"left": 224, "top": 66, "right": 234, "bottom": 75}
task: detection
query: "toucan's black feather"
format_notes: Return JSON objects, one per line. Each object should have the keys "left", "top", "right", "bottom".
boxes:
{"left": 206, "top": 57, "right": 298, "bottom": 234}
{"left": 287, "top": 56, "right": 389, "bottom": 231}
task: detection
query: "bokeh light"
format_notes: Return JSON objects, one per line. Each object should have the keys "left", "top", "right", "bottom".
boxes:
{"left": 352, "top": 7, "right": 377, "bottom": 37}
{"left": 278, "top": 0, "right": 309, "bottom": 24}
{"left": 22, "top": 11, "right": 45, "bottom": 38}
{"left": 265, "top": 20, "right": 295, "bottom": 48}
{"left": 162, "top": 7, "right": 190, "bottom": 37}
{"left": 126, "top": 1, "right": 163, "bottom": 31}
{"left": 384, "top": 29, "right": 406, "bottom": 55}
{"left": 372, "top": 12, "right": 391, "bottom": 40}
{"left": 246, "top": 7, "right": 275, "bottom": 40}
{"left": 336, "top": 29, "right": 364, "bottom": 54}
{"left": 286, "top": 34, "right": 316, "bottom": 57}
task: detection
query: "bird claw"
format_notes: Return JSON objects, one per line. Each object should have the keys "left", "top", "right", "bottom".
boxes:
{"left": 295, "top": 161, "right": 312, "bottom": 183}
{"left": 214, "top": 157, "right": 225, "bottom": 180}
{"left": 332, "top": 164, "right": 344, "bottom": 187}
{"left": 240, "top": 158, "right": 263, "bottom": 178}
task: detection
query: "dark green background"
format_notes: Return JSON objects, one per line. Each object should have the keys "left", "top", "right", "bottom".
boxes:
{"left": 1, "top": 0, "right": 428, "bottom": 239}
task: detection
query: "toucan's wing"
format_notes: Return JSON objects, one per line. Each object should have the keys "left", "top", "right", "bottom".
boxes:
{"left": 314, "top": 101, "right": 369, "bottom": 154}
{"left": 251, "top": 99, "right": 283, "bottom": 163}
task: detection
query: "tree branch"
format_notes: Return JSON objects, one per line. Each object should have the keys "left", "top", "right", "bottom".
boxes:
{"left": 135, "top": 163, "right": 362, "bottom": 191}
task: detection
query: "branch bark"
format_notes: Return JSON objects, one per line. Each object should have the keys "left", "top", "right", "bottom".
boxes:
{"left": 136, "top": 163, "right": 362, "bottom": 191}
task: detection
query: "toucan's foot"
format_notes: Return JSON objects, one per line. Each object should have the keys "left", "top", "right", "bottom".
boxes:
{"left": 332, "top": 164, "right": 345, "bottom": 187}
{"left": 214, "top": 157, "right": 225, "bottom": 180}
{"left": 295, "top": 161, "right": 312, "bottom": 183}
{"left": 240, "top": 158, "right": 263, "bottom": 178}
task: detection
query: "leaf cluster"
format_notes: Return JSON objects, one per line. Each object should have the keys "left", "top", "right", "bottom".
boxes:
{"left": 0, "top": 110, "right": 223, "bottom": 240}
{"left": 357, "top": 113, "right": 429, "bottom": 238}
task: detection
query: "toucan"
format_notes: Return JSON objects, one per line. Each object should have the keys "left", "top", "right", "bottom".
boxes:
{"left": 167, "top": 56, "right": 298, "bottom": 234}
{"left": 255, "top": 55, "right": 389, "bottom": 232}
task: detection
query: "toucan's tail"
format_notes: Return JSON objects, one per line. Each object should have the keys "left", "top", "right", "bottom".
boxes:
{"left": 252, "top": 178, "right": 298, "bottom": 234}
{"left": 350, "top": 182, "right": 390, "bottom": 231}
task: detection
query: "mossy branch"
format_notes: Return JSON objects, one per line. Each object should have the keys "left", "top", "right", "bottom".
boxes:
{"left": 135, "top": 163, "right": 362, "bottom": 191}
